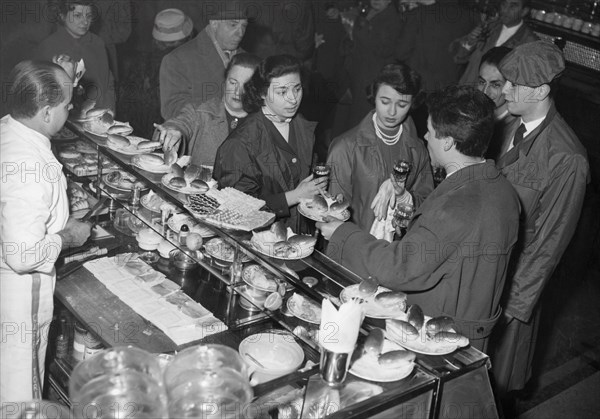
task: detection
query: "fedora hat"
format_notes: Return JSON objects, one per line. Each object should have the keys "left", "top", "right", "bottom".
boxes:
{"left": 152, "top": 8, "right": 193, "bottom": 42}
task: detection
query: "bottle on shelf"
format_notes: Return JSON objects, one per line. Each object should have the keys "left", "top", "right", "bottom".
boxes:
{"left": 55, "top": 316, "right": 69, "bottom": 360}
{"left": 178, "top": 224, "right": 189, "bottom": 247}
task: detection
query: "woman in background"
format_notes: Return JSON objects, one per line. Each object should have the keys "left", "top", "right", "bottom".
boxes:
{"left": 154, "top": 53, "right": 261, "bottom": 167}
{"left": 36, "top": 0, "right": 115, "bottom": 111}
{"left": 328, "top": 62, "right": 433, "bottom": 237}
{"left": 214, "top": 55, "right": 327, "bottom": 233}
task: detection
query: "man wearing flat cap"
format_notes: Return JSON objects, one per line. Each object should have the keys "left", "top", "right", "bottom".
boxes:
{"left": 489, "top": 40, "right": 590, "bottom": 403}
{"left": 159, "top": 0, "right": 248, "bottom": 120}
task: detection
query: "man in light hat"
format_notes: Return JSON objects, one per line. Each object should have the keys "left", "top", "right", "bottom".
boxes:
{"left": 159, "top": 0, "right": 248, "bottom": 120}
{"left": 118, "top": 8, "right": 193, "bottom": 139}
{"left": 489, "top": 40, "right": 589, "bottom": 404}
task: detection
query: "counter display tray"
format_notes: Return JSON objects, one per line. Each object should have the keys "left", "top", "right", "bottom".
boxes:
{"left": 340, "top": 285, "right": 405, "bottom": 319}
{"left": 385, "top": 316, "right": 470, "bottom": 356}
{"left": 349, "top": 339, "right": 415, "bottom": 382}
{"left": 204, "top": 237, "right": 251, "bottom": 263}
{"left": 286, "top": 293, "right": 321, "bottom": 324}
{"left": 108, "top": 136, "right": 159, "bottom": 155}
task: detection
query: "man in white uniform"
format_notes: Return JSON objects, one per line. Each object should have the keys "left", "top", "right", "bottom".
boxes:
{"left": 1, "top": 60, "right": 91, "bottom": 401}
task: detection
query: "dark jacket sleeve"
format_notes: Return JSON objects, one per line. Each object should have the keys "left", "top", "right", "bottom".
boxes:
{"left": 327, "top": 221, "right": 447, "bottom": 291}
{"left": 504, "top": 153, "right": 589, "bottom": 322}
{"left": 160, "top": 52, "right": 190, "bottom": 120}
{"left": 161, "top": 101, "right": 203, "bottom": 144}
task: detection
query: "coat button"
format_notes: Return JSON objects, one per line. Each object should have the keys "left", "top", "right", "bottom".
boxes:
{"left": 291, "top": 158, "right": 297, "bottom": 163}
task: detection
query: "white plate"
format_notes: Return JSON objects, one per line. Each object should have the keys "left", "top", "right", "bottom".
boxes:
{"left": 239, "top": 332, "right": 304, "bottom": 384}
{"left": 140, "top": 191, "right": 165, "bottom": 212}
{"left": 349, "top": 340, "right": 415, "bottom": 382}
{"left": 250, "top": 236, "right": 315, "bottom": 260}
{"left": 204, "top": 237, "right": 251, "bottom": 263}
{"left": 166, "top": 213, "right": 215, "bottom": 238}
{"left": 241, "top": 265, "right": 278, "bottom": 293}
{"left": 102, "top": 171, "right": 148, "bottom": 192}
{"left": 162, "top": 173, "right": 208, "bottom": 195}
{"left": 107, "top": 135, "right": 159, "bottom": 155}
{"left": 131, "top": 153, "right": 170, "bottom": 173}
{"left": 340, "top": 285, "right": 405, "bottom": 319}
{"left": 385, "top": 316, "right": 469, "bottom": 356}
{"left": 298, "top": 201, "right": 350, "bottom": 222}
{"left": 286, "top": 293, "right": 321, "bottom": 324}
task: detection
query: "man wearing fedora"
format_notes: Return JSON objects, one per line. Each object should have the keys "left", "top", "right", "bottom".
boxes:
{"left": 489, "top": 40, "right": 589, "bottom": 407}
{"left": 159, "top": 0, "right": 248, "bottom": 120}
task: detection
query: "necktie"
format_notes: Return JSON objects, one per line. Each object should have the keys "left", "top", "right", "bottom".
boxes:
{"left": 513, "top": 123, "right": 527, "bottom": 146}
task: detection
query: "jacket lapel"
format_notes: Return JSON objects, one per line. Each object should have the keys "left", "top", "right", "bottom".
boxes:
{"left": 497, "top": 105, "right": 558, "bottom": 169}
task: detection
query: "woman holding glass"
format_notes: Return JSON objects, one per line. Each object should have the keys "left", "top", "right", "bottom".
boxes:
{"left": 214, "top": 55, "right": 327, "bottom": 233}
{"left": 327, "top": 62, "right": 434, "bottom": 238}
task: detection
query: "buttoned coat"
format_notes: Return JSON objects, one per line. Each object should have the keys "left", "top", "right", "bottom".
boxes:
{"left": 214, "top": 112, "right": 317, "bottom": 233}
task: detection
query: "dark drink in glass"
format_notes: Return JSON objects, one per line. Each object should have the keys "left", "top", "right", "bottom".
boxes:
{"left": 393, "top": 160, "right": 411, "bottom": 184}
{"left": 313, "top": 163, "right": 331, "bottom": 180}
{"left": 392, "top": 202, "right": 415, "bottom": 240}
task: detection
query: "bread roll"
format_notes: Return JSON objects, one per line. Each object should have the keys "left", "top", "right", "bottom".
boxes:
{"left": 107, "top": 134, "right": 130, "bottom": 149}
{"left": 107, "top": 124, "right": 133, "bottom": 135}
{"left": 170, "top": 163, "right": 185, "bottom": 178}
{"left": 86, "top": 108, "right": 110, "bottom": 118}
{"left": 138, "top": 153, "right": 164, "bottom": 166}
{"left": 136, "top": 140, "right": 161, "bottom": 152}
{"left": 309, "top": 194, "right": 329, "bottom": 212}
{"left": 169, "top": 177, "right": 186, "bottom": 188}
{"left": 189, "top": 179, "right": 209, "bottom": 193}
{"left": 270, "top": 221, "right": 288, "bottom": 242}
{"left": 287, "top": 234, "right": 317, "bottom": 247}
{"left": 59, "top": 150, "right": 82, "bottom": 159}
{"left": 184, "top": 164, "right": 202, "bottom": 183}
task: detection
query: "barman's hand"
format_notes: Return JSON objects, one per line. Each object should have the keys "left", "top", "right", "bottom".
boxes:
{"left": 316, "top": 219, "right": 344, "bottom": 240}
{"left": 153, "top": 123, "right": 182, "bottom": 152}
{"left": 371, "top": 176, "right": 406, "bottom": 221}
{"left": 58, "top": 217, "right": 92, "bottom": 250}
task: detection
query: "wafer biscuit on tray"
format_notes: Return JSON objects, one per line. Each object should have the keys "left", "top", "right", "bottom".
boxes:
{"left": 186, "top": 187, "right": 275, "bottom": 231}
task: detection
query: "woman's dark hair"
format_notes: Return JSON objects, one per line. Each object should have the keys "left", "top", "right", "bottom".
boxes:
{"left": 7, "top": 60, "right": 68, "bottom": 119}
{"left": 366, "top": 62, "right": 424, "bottom": 108}
{"left": 426, "top": 85, "right": 495, "bottom": 158}
{"left": 57, "top": 1, "right": 97, "bottom": 22}
{"left": 479, "top": 46, "right": 512, "bottom": 69}
{"left": 224, "top": 53, "right": 261, "bottom": 79}
{"left": 242, "top": 54, "right": 303, "bottom": 113}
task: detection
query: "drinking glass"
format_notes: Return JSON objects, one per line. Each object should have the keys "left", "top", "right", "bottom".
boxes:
{"left": 392, "top": 202, "right": 415, "bottom": 239}
{"left": 392, "top": 160, "right": 411, "bottom": 184}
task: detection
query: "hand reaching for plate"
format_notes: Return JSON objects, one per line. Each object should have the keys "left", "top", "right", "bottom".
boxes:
{"left": 152, "top": 123, "right": 182, "bottom": 152}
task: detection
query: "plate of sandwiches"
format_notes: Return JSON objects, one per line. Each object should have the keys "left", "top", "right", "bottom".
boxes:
{"left": 106, "top": 134, "right": 161, "bottom": 155}
{"left": 298, "top": 193, "right": 350, "bottom": 222}
{"left": 79, "top": 108, "right": 132, "bottom": 137}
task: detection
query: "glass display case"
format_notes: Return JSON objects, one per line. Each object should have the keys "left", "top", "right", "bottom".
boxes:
{"left": 47, "top": 119, "right": 498, "bottom": 418}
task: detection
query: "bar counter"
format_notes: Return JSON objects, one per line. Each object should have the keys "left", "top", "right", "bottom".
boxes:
{"left": 46, "top": 120, "right": 500, "bottom": 418}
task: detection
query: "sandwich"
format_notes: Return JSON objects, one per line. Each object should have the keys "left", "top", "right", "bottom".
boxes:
{"left": 136, "top": 140, "right": 161, "bottom": 152}
{"left": 107, "top": 124, "right": 133, "bottom": 136}
{"left": 107, "top": 134, "right": 131, "bottom": 149}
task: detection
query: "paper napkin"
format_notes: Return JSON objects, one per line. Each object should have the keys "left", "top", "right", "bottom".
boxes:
{"left": 318, "top": 299, "right": 363, "bottom": 353}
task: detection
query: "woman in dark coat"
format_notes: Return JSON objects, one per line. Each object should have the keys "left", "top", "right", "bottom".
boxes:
{"left": 214, "top": 55, "right": 327, "bottom": 233}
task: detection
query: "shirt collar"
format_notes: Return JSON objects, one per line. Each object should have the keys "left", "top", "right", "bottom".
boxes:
{"left": 520, "top": 114, "right": 546, "bottom": 136}
{"left": 501, "top": 21, "right": 523, "bottom": 36}
{"left": 262, "top": 106, "right": 292, "bottom": 124}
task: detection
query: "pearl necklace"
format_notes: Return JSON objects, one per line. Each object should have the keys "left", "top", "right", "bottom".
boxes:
{"left": 373, "top": 113, "right": 402, "bottom": 145}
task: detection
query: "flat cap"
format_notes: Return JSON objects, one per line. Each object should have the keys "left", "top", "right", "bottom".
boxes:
{"left": 499, "top": 40, "right": 565, "bottom": 87}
